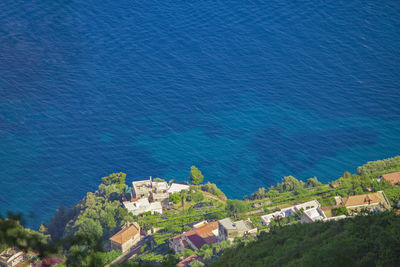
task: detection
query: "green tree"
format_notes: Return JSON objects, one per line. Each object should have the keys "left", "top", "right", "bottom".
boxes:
{"left": 169, "top": 193, "right": 182, "bottom": 204}
{"left": 276, "top": 176, "right": 305, "bottom": 192}
{"left": 190, "top": 260, "right": 205, "bottom": 267}
{"left": 193, "top": 191, "right": 204, "bottom": 202}
{"left": 251, "top": 188, "right": 266, "bottom": 200}
{"left": 101, "top": 172, "right": 127, "bottom": 191}
{"left": 305, "top": 177, "right": 322, "bottom": 188}
{"left": 189, "top": 166, "right": 204, "bottom": 185}
{"left": 225, "top": 200, "right": 247, "bottom": 218}
{"left": 73, "top": 217, "right": 103, "bottom": 244}
{"left": 331, "top": 206, "right": 349, "bottom": 216}
{"left": 265, "top": 189, "right": 279, "bottom": 198}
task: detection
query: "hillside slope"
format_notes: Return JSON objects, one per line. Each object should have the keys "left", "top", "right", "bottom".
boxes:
{"left": 211, "top": 212, "right": 400, "bottom": 267}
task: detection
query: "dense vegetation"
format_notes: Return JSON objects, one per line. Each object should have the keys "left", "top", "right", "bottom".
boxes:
{"left": 212, "top": 211, "right": 400, "bottom": 267}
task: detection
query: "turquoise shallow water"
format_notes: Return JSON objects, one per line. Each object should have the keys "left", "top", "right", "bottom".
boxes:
{"left": 0, "top": 0, "right": 400, "bottom": 227}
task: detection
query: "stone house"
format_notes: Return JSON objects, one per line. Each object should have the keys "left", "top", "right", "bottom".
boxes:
{"left": 109, "top": 223, "right": 141, "bottom": 253}
{"left": 132, "top": 177, "right": 169, "bottom": 204}
{"left": 218, "top": 218, "right": 257, "bottom": 241}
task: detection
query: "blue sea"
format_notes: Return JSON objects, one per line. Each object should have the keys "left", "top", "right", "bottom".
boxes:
{"left": 1, "top": 0, "right": 400, "bottom": 228}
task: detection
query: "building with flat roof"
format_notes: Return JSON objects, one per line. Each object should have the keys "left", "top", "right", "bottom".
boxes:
{"left": 168, "top": 183, "right": 190, "bottom": 194}
{"left": 132, "top": 177, "right": 169, "bottom": 204}
{"left": 218, "top": 218, "right": 257, "bottom": 241}
{"left": 301, "top": 207, "right": 327, "bottom": 223}
{"left": 260, "top": 200, "right": 321, "bottom": 226}
{"left": 123, "top": 198, "right": 162, "bottom": 215}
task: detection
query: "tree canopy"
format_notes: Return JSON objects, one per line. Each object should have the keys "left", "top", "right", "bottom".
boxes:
{"left": 189, "top": 166, "right": 204, "bottom": 185}
{"left": 225, "top": 200, "right": 247, "bottom": 218}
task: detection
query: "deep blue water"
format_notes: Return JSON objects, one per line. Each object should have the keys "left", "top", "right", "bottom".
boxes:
{"left": 1, "top": 0, "right": 400, "bottom": 228}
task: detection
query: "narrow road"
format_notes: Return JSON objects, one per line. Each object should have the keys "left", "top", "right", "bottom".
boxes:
{"left": 107, "top": 235, "right": 150, "bottom": 266}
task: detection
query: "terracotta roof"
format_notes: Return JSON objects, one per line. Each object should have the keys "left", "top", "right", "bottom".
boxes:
{"left": 177, "top": 255, "right": 203, "bottom": 267}
{"left": 109, "top": 225, "right": 139, "bottom": 245}
{"left": 172, "top": 221, "right": 218, "bottom": 250}
{"left": 341, "top": 192, "right": 383, "bottom": 207}
{"left": 381, "top": 172, "right": 400, "bottom": 186}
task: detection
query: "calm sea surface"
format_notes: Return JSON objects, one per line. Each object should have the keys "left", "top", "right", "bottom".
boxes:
{"left": 1, "top": 0, "right": 400, "bottom": 227}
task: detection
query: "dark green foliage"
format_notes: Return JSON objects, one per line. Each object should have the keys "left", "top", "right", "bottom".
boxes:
{"left": 169, "top": 193, "right": 181, "bottom": 204}
{"left": 200, "top": 182, "right": 226, "bottom": 199}
{"left": 212, "top": 212, "right": 400, "bottom": 267}
{"left": 251, "top": 187, "right": 266, "bottom": 200}
{"left": 189, "top": 166, "right": 204, "bottom": 185}
{"left": 332, "top": 206, "right": 349, "bottom": 216}
{"left": 47, "top": 205, "right": 78, "bottom": 239}
{"left": 265, "top": 189, "right": 279, "bottom": 198}
{"left": 305, "top": 177, "right": 322, "bottom": 188}
{"left": 0, "top": 213, "right": 55, "bottom": 259}
{"left": 193, "top": 191, "right": 204, "bottom": 202}
{"left": 225, "top": 200, "right": 247, "bottom": 218}
{"left": 190, "top": 259, "right": 205, "bottom": 266}
{"left": 277, "top": 176, "right": 305, "bottom": 192}
{"left": 357, "top": 156, "right": 400, "bottom": 177}
{"left": 101, "top": 172, "right": 126, "bottom": 189}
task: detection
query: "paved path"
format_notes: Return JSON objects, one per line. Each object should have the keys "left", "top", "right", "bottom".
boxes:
{"left": 107, "top": 236, "right": 150, "bottom": 266}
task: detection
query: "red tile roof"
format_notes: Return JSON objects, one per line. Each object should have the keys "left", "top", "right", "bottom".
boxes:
{"left": 177, "top": 255, "right": 203, "bottom": 267}
{"left": 381, "top": 172, "right": 400, "bottom": 186}
{"left": 109, "top": 224, "right": 139, "bottom": 245}
{"left": 172, "top": 221, "right": 218, "bottom": 250}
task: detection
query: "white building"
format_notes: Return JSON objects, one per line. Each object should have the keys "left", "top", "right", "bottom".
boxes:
{"left": 261, "top": 200, "right": 321, "bottom": 226}
{"left": 300, "top": 207, "right": 327, "bottom": 223}
{"left": 123, "top": 198, "right": 163, "bottom": 216}
{"left": 168, "top": 183, "right": 190, "bottom": 194}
